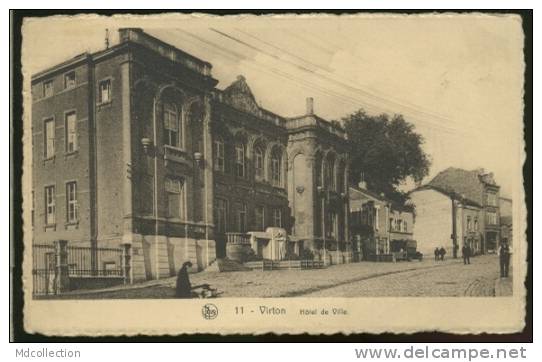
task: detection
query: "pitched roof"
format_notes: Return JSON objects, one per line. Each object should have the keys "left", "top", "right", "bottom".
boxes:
{"left": 425, "top": 167, "right": 498, "bottom": 206}
{"left": 349, "top": 186, "right": 388, "bottom": 203}
{"left": 411, "top": 184, "right": 482, "bottom": 208}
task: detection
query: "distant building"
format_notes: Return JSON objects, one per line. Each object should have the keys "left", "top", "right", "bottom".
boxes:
{"left": 349, "top": 184, "right": 414, "bottom": 260}
{"left": 31, "top": 28, "right": 351, "bottom": 281}
{"left": 409, "top": 167, "right": 500, "bottom": 257}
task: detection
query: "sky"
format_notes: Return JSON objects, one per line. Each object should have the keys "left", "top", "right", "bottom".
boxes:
{"left": 22, "top": 14, "right": 525, "bottom": 198}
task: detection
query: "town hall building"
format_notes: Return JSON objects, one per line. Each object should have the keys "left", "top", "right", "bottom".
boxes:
{"left": 31, "top": 28, "right": 350, "bottom": 281}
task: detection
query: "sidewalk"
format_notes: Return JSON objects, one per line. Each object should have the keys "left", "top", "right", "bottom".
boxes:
{"left": 494, "top": 266, "right": 513, "bottom": 297}
{"left": 44, "top": 257, "right": 469, "bottom": 299}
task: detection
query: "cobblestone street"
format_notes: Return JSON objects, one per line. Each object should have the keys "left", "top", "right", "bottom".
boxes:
{"left": 56, "top": 254, "right": 511, "bottom": 299}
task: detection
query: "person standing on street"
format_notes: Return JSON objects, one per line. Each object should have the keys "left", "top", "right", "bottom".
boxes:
{"left": 434, "top": 247, "right": 440, "bottom": 261}
{"left": 499, "top": 241, "right": 511, "bottom": 278}
{"left": 439, "top": 246, "right": 446, "bottom": 261}
{"left": 175, "top": 261, "right": 193, "bottom": 298}
{"left": 462, "top": 244, "right": 471, "bottom": 265}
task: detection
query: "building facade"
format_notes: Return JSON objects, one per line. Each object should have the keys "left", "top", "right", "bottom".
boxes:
{"left": 409, "top": 167, "right": 500, "bottom": 256}
{"left": 349, "top": 185, "right": 414, "bottom": 260}
{"left": 31, "top": 28, "right": 350, "bottom": 281}
{"left": 499, "top": 197, "right": 513, "bottom": 246}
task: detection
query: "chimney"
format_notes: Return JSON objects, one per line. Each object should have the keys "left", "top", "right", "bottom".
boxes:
{"left": 105, "top": 29, "right": 110, "bottom": 49}
{"left": 358, "top": 172, "right": 367, "bottom": 189}
{"left": 306, "top": 97, "right": 314, "bottom": 115}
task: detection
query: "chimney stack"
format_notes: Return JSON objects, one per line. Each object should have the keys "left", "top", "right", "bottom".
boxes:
{"left": 105, "top": 29, "right": 110, "bottom": 49}
{"left": 306, "top": 97, "right": 314, "bottom": 115}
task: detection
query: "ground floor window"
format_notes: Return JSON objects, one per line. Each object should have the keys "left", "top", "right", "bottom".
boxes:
{"left": 377, "top": 237, "right": 388, "bottom": 254}
{"left": 165, "top": 177, "right": 184, "bottom": 219}
{"left": 325, "top": 211, "right": 338, "bottom": 239}
{"left": 214, "top": 198, "right": 228, "bottom": 233}
{"left": 236, "top": 202, "right": 247, "bottom": 232}
{"left": 45, "top": 185, "right": 55, "bottom": 225}
{"left": 66, "top": 181, "right": 78, "bottom": 223}
{"left": 255, "top": 205, "right": 265, "bottom": 231}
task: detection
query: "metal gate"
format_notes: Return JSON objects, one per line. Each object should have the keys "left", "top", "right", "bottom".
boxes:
{"left": 32, "top": 244, "right": 57, "bottom": 297}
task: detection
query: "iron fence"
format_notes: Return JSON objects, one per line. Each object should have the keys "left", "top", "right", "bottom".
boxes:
{"left": 31, "top": 244, "right": 56, "bottom": 296}
{"left": 32, "top": 243, "right": 125, "bottom": 296}
{"left": 67, "top": 246, "right": 123, "bottom": 277}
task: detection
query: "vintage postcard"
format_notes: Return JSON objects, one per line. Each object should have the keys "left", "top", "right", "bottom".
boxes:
{"left": 20, "top": 12, "right": 527, "bottom": 335}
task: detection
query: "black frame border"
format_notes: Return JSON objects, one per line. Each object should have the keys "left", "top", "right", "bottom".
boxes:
{"left": 10, "top": 8, "right": 533, "bottom": 343}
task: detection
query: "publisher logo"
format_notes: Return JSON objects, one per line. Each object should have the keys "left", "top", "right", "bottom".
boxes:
{"left": 202, "top": 303, "right": 218, "bottom": 320}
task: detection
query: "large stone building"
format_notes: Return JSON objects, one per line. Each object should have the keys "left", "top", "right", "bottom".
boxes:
{"left": 409, "top": 167, "right": 501, "bottom": 256}
{"left": 31, "top": 28, "right": 350, "bottom": 281}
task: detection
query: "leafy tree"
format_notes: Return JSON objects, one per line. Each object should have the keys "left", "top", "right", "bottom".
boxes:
{"left": 342, "top": 109, "right": 431, "bottom": 205}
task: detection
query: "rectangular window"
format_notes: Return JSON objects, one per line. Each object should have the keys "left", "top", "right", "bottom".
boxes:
{"left": 163, "top": 105, "right": 179, "bottom": 148}
{"left": 389, "top": 218, "right": 395, "bottom": 232}
{"left": 213, "top": 139, "right": 225, "bottom": 172}
{"left": 403, "top": 221, "right": 408, "bottom": 232}
{"left": 396, "top": 220, "right": 402, "bottom": 232}
{"left": 65, "top": 112, "right": 77, "bottom": 153}
{"left": 254, "top": 149, "right": 264, "bottom": 180}
{"left": 235, "top": 144, "right": 245, "bottom": 177}
{"left": 45, "top": 185, "right": 55, "bottom": 225}
{"left": 255, "top": 205, "right": 265, "bottom": 231}
{"left": 467, "top": 216, "right": 472, "bottom": 231}
{"left": 66, "top": 181, "right": 78, "bottom": 223}
{"left": 273, "top": 208, "right": 282, "bottom": 228}
{"left": 43, "top": 80, "right": 53, "bottom": 98}
{"left": 325, "top": 211, "right": 338, "bottom": 238}
{"left": 486, "top": 211, "right": 497, "bottom": 225}
{"left": 44, "top": 118, "right": 55, "bottom": 158}
{"left": 474, "top": 218, "right": 479, "bottom": 231}
{"left": 215, "top": 198, "right": 228, "bottom": 233}
{"left": 165, "top": 178, "right": 183, "bottom": 219}
{"left": 98, "top": 79, "right": 111, "bottom": 103}
{"left": 236, "top": 202, "right": 247, "bottom": 232}
{"left": 271, "top": 157, "right": 281, "bottom": 186}
{"left": 64, "top": 71, "right": 76, "bottom": 89}
{"left": 487, "top": 193, "right": 497, "bottom": 206}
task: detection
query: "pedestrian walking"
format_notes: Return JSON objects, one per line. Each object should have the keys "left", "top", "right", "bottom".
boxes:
{"left": 439, "top": 246, "right": 446, "bottom": 261}
{"left": 434, "top": 247, "right": 440, "bottom": 261}
{"left": 462, "top": 244, "right": 471, "bottom": 265}
{"left": 498, "top": 242, "right": 511, "bottom": 278}
{"left": 175, "top": 261, "right": 193, "bottom": 298}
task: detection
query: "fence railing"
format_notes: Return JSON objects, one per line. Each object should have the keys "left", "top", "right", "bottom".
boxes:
{"left": 225, "top": 232, "right": 251, "bottom": 245}
{"left": 67, "top": 246, "right": 123, "bottom": 277}
{"left": 32, "top": 241, "right": 131, "bottom": 297}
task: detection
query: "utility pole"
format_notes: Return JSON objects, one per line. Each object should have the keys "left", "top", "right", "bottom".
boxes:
{"left": 451, "top": 196, "right": 458, "bottom": 258}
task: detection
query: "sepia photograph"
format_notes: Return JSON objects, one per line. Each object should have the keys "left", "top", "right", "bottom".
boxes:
{"left": 16, "top": 11, "right": 528, "bottom": 336}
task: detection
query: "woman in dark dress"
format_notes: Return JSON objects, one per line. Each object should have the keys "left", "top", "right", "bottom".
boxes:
{"left": 175, "top": 261, "right": 193, "bottom": 298}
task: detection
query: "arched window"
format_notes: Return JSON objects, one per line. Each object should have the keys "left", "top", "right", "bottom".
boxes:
{"left": 325, "top": 154, "right": 335, "bottom": 190}
{"left": 254, "top": 145, "right": 264, "bottom": 181}
{"left": 271, "top": 147, "right": 282, "bottom": 187}
{"left": 213, "top": 137, "right": 225, "bottom": 172}
{"left": 163, "top": 102, "right": 180, "bottom": 148}
{"left": 235, "top": 142, "right": 246, "bottom": 178}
